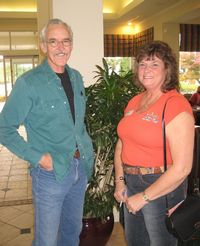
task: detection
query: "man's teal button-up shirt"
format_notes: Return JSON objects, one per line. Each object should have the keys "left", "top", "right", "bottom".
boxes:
{"left": 0, "top": 59, "right": 94, "bottom": 181}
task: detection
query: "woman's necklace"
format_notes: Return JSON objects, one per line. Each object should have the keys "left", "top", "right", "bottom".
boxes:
{"left": 135, "top": 91, "right": 163, "bottom": 113}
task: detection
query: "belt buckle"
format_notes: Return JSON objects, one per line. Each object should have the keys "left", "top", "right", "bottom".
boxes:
{"left": 135, "top": 167, "right": 141, "bottom": 175}
{"left": 154, "top": 167, "right": 161, "bottom": 174}
{"left": 74, "top": 149, "right": 80, "bottom": 159}
{"left": 147, "top": 167, "right": 154, "bottom": 174}
{"left": 136, "top": 167, "right": 147, "bottom": 175}
{"left": 145, "top": 168, "right": 150, "bottom": 174}
{"left": 142, "top": 167, "right": 152, "bottom": 175}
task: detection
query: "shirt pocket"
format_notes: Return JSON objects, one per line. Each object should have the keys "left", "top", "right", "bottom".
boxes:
{"left": 35, "top": 98, "right": 66, "bottom": 125}
{"left": 42, "top": 99, "right": 63, "bottom": 112}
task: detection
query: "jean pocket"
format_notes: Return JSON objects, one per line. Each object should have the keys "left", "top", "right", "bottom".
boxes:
{"left": 38, "top": 164, "right": 54, "bottom": 174}
{"left": 140, "top": 173, "right": 161, "bottom": 186}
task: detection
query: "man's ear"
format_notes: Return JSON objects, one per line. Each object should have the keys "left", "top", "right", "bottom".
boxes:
{"left": 40, "top": 42, "right": 47, "bottom": 54}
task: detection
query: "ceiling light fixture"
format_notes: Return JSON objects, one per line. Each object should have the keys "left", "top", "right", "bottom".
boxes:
{"left": 0, "top": 7, "right": 36, "bottom": 12}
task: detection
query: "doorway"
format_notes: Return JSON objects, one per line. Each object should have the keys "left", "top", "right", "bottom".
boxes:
{"left": 0, "top": 55, "right": 39, "bottom": 101}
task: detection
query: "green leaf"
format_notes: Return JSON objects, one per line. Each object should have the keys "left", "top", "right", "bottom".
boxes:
{"left": 84, "top": 58, "right": 141, "bottom": 219}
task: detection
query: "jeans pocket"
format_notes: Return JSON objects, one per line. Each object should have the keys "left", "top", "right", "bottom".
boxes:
{"left": 38, "top": 164, "right": 54, "bottom": 173}
{"left": 140, "top": 173, "right": 162, "bottom": 186}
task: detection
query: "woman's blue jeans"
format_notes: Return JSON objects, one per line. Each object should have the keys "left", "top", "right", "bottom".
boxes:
{"left": 124, "top": 173, "right": 187, "bottom": 246}
{"left": 30, "top": 158, "right": 88, "bottom": 246}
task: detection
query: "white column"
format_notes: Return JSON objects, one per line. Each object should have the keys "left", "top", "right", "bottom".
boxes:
{"left": 52, "top": 0, "right": 104, "bottom": 86}
{"left": 37, "top": 0, "right": 52, "bottom": 62}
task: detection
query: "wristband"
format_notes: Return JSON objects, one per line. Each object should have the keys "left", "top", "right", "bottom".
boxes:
{"left": 115, "top": 176, "right": 124, "bottom": 183}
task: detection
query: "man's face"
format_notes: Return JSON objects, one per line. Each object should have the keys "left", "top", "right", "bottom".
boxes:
{"left": 40, "top": 24, "right": 73, "bottom": 73}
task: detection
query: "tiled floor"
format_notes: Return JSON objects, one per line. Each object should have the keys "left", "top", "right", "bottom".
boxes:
{"left": 107, "top": 223, "right": 127, "bottom": 246}
{"left": 0, "top": 126, "right": 127, "bottom": 246}
{"left": 0, "top": 204, "right": 34, "bottom": 245}
{"left": 0, "top": 126, "right": 32, "bottom": 207}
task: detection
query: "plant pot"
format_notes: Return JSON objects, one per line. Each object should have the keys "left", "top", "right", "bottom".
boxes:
{"left": 79, "top": 213, "right": 114, "bottom": 246}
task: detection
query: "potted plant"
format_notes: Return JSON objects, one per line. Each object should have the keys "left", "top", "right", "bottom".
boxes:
{"left": 79, "top": 58, "right": 140, "bottom": 246}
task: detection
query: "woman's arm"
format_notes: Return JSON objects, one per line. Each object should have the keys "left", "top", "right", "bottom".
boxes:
{"left": 145, "top": 111, "right": 194, "bottom": 199}
{"left": 125, "top": 111, "right": 194, "bottom": 213}
{"left": 114, "top": 138, "right": 127, "bottom": 203}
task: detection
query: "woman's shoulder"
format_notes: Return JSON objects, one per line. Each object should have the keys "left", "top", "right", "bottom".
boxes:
{"left": 164, "top": 90, "right": 191, "bottom": 107}
{"left": 163, "top": 90, "right": 193, "bottom": 123}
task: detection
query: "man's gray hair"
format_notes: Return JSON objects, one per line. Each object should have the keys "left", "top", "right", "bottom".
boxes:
{"left": 40, "top": 18, "right": 73, "bottom": 43}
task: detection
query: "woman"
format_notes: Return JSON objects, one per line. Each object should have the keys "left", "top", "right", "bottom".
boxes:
{"left": 114, "top": 41, "right": 194, "bottom": 246}
{"left": 189, "top": 85, "right": 200, "bottom": 106}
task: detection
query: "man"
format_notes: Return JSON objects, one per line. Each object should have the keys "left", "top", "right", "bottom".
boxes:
{"left": 0, "top": 18, "right": 94, "bottom": 246}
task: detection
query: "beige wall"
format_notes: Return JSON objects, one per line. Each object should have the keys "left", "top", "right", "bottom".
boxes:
{"left": 0, "top": 18, "right": 37, "bottom": 31}
{"left": 162, "top": 23, "right": 180, "bottom": 61}
{"left": 52, "top": 0, "right": 104, "bottom": 86}
{"left": 0, "top": 0, "right": 104, "bottom": 85}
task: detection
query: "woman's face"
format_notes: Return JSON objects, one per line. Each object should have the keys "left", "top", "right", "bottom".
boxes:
{"left": 138, "top": 56, "right": 167, "bottom": 91}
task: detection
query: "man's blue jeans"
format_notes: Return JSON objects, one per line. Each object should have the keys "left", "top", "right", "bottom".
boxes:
{"left": 30, "top": 158, "right": 88, "bottom": 246}
{"left": 124, "top": 173, "right": 186, "bottom": 246}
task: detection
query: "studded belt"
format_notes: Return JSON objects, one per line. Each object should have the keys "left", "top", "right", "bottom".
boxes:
{"left": 123, "top": 164, "right": 165, "bottom": 175}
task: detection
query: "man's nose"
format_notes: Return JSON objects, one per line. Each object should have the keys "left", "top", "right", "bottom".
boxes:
{"left": 56, "top": 41, "right": 66, "bottom": 50}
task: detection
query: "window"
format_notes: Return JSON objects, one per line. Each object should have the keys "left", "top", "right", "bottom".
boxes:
{"left": 0, "top": 32, "right": 10, "bottom": 50}
{"left": 105, "top": 57, "right": 133, "bottom": 75}
{"left": 0, "top": 56, "right": 39, "bottom": 101}
{"left": 179, "top": 52, "right": 200, "bottom": 94}
{"left": 11, "top": 32, "right": 38, "bottom": 50}
{"left": 0, "top": 31, "right": 38, "bottom": 51}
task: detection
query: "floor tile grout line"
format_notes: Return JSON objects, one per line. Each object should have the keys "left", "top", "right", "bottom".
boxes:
{"left": 0, "top": 199, "right": 33, "bottom": 207}
{"left": 3, "top": 154, "right": 13, "bottom": 201}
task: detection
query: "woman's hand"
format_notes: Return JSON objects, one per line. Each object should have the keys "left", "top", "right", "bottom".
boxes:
{"left": 125, "top": 192, "right": 148, "bottom": 214}
{"left": 114, "top": 181, "right": 127, "bottom": 205}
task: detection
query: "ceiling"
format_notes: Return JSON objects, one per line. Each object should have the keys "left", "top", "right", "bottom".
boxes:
{"left": 103, "top": 0, "right": 200, "bottom": 26}
{"left": 0, "top": 0, "right": 200, "bottom": 26}
{"left": 0, "top": 0, "right": 36, "bottom": 12}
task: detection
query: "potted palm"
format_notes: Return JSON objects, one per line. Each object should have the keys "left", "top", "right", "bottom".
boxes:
{"left": 79, "top": 58, "right": 140, "bottom": 246}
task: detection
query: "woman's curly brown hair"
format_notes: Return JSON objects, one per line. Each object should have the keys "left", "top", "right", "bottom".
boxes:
{"left": 134, "top": 40, "right": 180, "bottom": 92}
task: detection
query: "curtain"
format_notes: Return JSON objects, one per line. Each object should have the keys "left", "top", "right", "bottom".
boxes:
{"left": 133, "top": 27, "right": 154, "bottom": 55}
{"left": 104, "top": 27, "right": 154, "bottom": 57}
{"left": 104, "top": 34, "right": 134, "bottom": 57}
{"left": 180, "top": 24, "right": 200, "bottom": 51}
